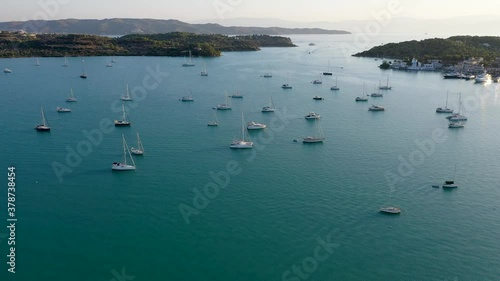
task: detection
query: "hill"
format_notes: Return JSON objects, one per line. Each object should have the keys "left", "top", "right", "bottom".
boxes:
{"left": 0, "top": 18, "right": 350, "bottom": 35}
{"left": 0, "top": 31, "right": 296, "bottom": 58}
{"left": 353, "top": 36, "right": 500, "bottom": 65}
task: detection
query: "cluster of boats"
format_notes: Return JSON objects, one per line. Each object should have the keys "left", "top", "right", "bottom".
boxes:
{"left": 436, "top": 92, "right": 467, "bottom": 128}
{"left": 443, "top": 71, "right": 496, "bottom": 83}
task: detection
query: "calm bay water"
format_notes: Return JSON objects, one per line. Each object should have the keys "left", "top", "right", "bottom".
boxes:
{"left": 1, "top": 34, "right": 500, "bottom": 281}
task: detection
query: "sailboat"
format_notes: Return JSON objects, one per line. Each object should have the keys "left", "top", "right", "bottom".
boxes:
{"left": 207, "top": 111, "right": 219, "bottom": 126}
{"left": 80, "top": 60, "right": 87, "bottom": 79}
{"left": 263, "top": 65, "right": 272, "bottom": 78}
{"left": 66, "top": 88, "right": 77, "bottom": 102}
{"left": 114, "top": 104, "right": 131, "bottom": 126}
{"left": 303, "top": 120, "right": 325, "bottom": 143}
{"left": 35, "top": 106, "right": 50, "bottom": 131}
{"left": 312, "top": 74, "right": 322, "bottom": 84}
{"left": 112, "top": 134, "right": 136, "bottom": 171}
{"left": 216, "top": 92, "right": 231, "bottom": 110}
{"left": 442, "top": 164, "right": 458, "bottom": 188}
{"left": 436, "top": 91, "right": 453, "bottom": 113}
{"left": 262, "top": 97, "right": 276, "bottom": 112}
{"left": 355, "top": 83, "right": 369, "bottom": 101}
{"left": 121, "top": 84, "right": 133, "bottom": 101}
{"left": 35, "top": 58, "right": 40, "bottom": 66}
{"left": 379, "top": 76, "right": 392, "bottom": 90}
{"left": 380, "top": 188, "right": 401, "bottom": 214}
{"left": 130, "top": 132, "right": 144, "bottom": 155}
{"left": 230, "top": 112, "right": 253, "bottom": 149}
{"left": 201, "top": 63, "right": 208, "bottom": 76}
{"left": 282, "top": 73, "right": 292, "bottom": 89}
{"left": 446, "top": 93, "right": 467, "bottom": 121}
{"left": 323, "top": 60, "right": 333, "bottom": 75}
{"left": 182, "top": 50, "right": 195, "bottom": 67}
{"left": 106, "top": 58, "right": 113, "bottom": 67}
{"left": 62, "top": 56, "right": 69, "bottom": 67}
{"left": 330, "top": 77, "right": 340, "bottom": 91}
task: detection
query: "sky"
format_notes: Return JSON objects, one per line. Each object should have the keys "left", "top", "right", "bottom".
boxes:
{"left": 1, "top": 0, "right": 500, "bottom": 23}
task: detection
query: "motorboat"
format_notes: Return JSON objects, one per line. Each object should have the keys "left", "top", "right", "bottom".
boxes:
{"left": 305, "top": 112, "right": 321, "bottom": 119}
{"left": 247, "top": 121, "right": 266, "bottom": 130}
{"left": 369, "top": 105, "right": 385, "bottom": 111}
{"left": 56, "top": 107, "right": 71, "bottom": 112}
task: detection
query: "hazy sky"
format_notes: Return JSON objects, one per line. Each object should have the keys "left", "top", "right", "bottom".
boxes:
{"left": 2, "top": 0, "right": 500, "bottom": 23}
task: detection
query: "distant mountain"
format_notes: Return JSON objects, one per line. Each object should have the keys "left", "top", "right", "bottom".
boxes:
{"left": 0, "top": 18, "right": 350, "bottom": 35}
{"left": 196, "top": 16, "right": 500, "bottom": 36}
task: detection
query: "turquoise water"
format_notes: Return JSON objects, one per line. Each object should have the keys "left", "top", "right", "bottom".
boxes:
{"left": 1, "top": 34, "right": 500, "bottom": 281}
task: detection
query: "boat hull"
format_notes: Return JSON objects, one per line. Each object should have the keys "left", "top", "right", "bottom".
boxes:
{"left": 114, "top": 121, "right": 131, "bottom": 126}
{"left": 112, "top": 163, "right": 136, "bottom": 171}
{"left": 230, "top": 141, "right": 254, "bottom": 149}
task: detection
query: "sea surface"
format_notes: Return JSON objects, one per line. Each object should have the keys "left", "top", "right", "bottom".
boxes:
{"left": 1, "top": 33, "right": 500, "bottom": 281}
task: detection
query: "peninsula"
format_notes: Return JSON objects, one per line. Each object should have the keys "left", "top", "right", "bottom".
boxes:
{"left": 0, "top": 31, "right": 296, "bottom": 58}
{"left": 353, "top": 36, "right": 500, "bottom": 67}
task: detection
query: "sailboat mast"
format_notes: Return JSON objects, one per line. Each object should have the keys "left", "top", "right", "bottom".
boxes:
{"left": 122, "top": 135, "right": 127, "bottom": 164}
{"left": 122, "top": 104, "right": 126, "bottom": 121}
{"left": 445, "top": 91, "right": 449, "bottom": 107}
{"left": 241, "top": 112, "right": 245, "bottom": 141}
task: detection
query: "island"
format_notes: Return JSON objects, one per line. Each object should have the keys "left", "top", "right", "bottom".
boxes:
{"left": 353, "top": 36, "right": 500, "bottom": 67}
{"left": 0, "top": 31, "right": 296, "bottom": 58}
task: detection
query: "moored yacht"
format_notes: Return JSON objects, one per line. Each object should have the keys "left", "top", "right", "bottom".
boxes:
{"left": 56, "top": 107, "right": 71, "bottom": 112}
{"left": 305, "top": 112, "right": 321, "bottom": 119}
{"left": 247, "top": 121, "right": 266, "bottom": 130}
{"left": 369, "top": 105, "right": 385, "bottom": 111}
{"left": 380, "top": 206, "right": 401, "bottom": 214}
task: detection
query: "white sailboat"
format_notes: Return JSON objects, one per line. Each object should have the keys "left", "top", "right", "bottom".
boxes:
{"left": 263, "top": 65, "right": 272, "bottom": 78}
{"left": 436, "top": 91, "right": 453, "bottom": 113}
{"left": 379, "top": 76, "right": 392, "bottom": 90}
{"left": 355, "top": 83, "right": 369, "bottom": 101}
{"left": 114, "top": 104, "right": 131, "bottom": 126}
{"left": 303, "top": 120, "right": 325, "bottom": 143}
{"left": 207, "top": 111, "right": 219, "bottom": 126}
{"left": 106, "top": 58, "right": 113, "bottom": 67}
{"left": 230, "top": 112, "right": 253, "bottom": 149}
{"left": 62, "top": 56, "right": 69, "bottom": 67}
{"left": 66, "top": 88, "right": 77, "bottom": 102}
{"left": 80, "top": 60, "right": 87, "bottom": 79}
{"left": 130, "top": 132, "right": 144, "bottom": 155}
{"left": 121, "top": 84, "right": 133, "bottom": 101}
{"left": 446, "top": 93, "right": 467, "bottom": 121}
{"left": 312, "top": 74, "right": 322, "bottom": 84}
{"left": 201, "top": 63, "right": 208, "bottom": 76}
{"left": 35, "top": 106, "right": 50, "bottom": 131}
{"left": 182, "top": 50, "right": 195, "bottom": 66}
{"left": 216, "top": 92, "right": 231, "bottom": 110}
{"left": 35, "top": 57, "right": 40, "bottom": 66}
{"left": 112, "top": 134, "right": 136, "bottom": 171}
{"left": 262, "top": 97, "right": 276, "bottom": 112}
{"left": 380, "top": 188, "right": 401, "bottom": 214}
{"left": 330, "top": 77, "right": 340, "bottom": 91}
